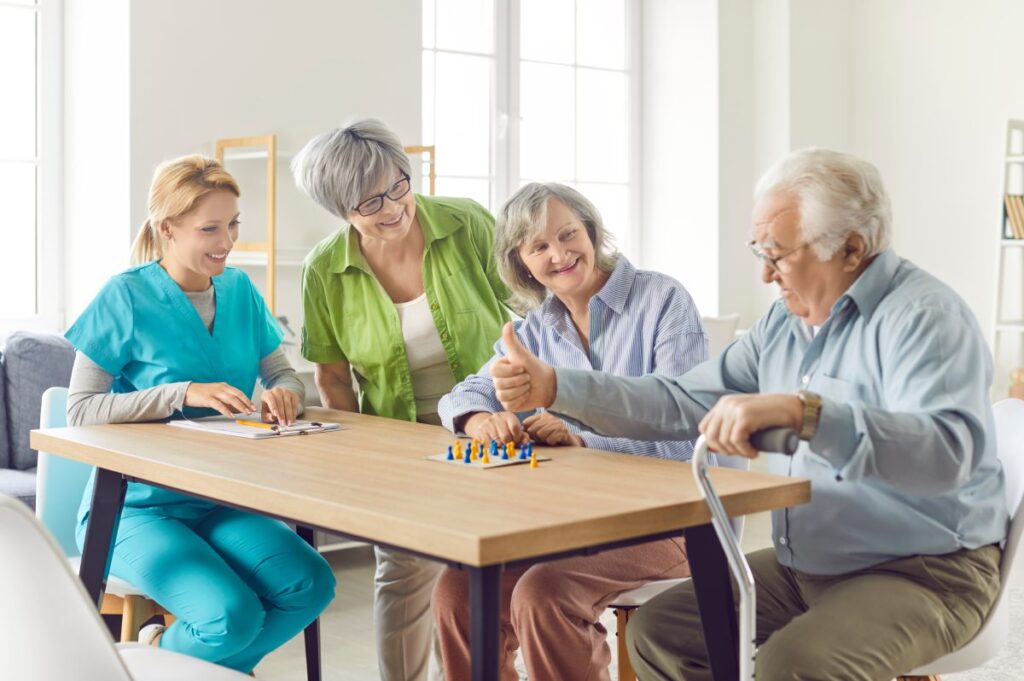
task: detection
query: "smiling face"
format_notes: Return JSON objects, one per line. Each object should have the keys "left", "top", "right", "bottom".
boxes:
{"left": 345, "top": 171, "right": 417, "bottom": 244}
{"left": 160, "top": 189, "right": 240, "bottom": 290}
{"left": 517, "top": 197, "right": 604, "bottom": 303}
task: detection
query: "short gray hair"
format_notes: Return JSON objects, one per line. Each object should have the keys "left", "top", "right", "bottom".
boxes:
{"left": 291, "top": 118, "right": 412, "bottom": 219}
{"left": 754, "top": 148, "right": 892, "bottom": 260}
{"left": 496, "top": 182, "right": 618, "bottom": 312}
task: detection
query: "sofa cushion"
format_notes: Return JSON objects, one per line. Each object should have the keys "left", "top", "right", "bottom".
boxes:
{"left": 2, "top": 332, "right": 75, "bottom": 470}
{"left": 0, "top": 350, "right": 8, "bottom": 469}
{"left": 0, "top": 468, "right": 37, "bottom": 509}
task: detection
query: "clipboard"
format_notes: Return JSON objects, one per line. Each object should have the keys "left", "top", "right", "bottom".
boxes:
{"left": 167, "top": 413, "right": 344, "bottom": 439}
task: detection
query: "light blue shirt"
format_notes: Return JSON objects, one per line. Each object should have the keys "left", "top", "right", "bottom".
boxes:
{"left": 439, "top": 256, "right": 708, "bottom": 460}
{"left": 551, "top": 250, "right": 1008, "bottom": 574}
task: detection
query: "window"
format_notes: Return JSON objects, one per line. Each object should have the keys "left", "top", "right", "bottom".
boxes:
{"left": 422, "top": 0, "right": 638, "bottom": 255}
{"left": 0, "top": 0, "right": 62, "bottom": 333}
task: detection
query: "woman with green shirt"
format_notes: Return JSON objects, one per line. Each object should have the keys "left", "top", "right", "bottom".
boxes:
{"left": 293, "top": 119, "right": 511, "bottom": 681}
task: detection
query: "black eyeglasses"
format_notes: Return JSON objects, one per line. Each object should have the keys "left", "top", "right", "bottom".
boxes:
{"left": 354, "top": 174, "right": 412, "bottom": 217}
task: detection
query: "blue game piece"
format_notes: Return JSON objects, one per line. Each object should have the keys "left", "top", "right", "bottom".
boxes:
{"left": 463, "top": 444, "right": 471, "bottom": 464}
{"left": 447, "top": 445, "right": 454, "bottom": 461}
{"left": 520, "top": 443, "right": 529, "bottom": 460}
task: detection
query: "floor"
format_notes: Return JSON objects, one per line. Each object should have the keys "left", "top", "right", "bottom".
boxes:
{"left": 250, "top": 462, "right": 1022, "bottom": 681}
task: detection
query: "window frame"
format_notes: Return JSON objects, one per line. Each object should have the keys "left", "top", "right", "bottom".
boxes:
{"left": 0, "top": 0, "right": 64, "bottom": 337}
{"left": 422, "top": 0, "right": 641, "bottom": 257}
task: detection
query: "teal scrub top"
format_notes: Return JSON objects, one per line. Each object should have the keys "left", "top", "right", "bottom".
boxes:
{"left": 65, "top": 262, "right": 284, "bottom": 523}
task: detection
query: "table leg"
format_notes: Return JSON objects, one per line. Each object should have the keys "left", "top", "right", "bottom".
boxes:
{"left": 685, "top": 523, "right": 739, "bottom": 681}
{"left": 296, "top": 525, "right": 323, "bottom": 681}
{"left": 469, "top": 564, "right": 502, "bottom": 681}
{"left": 79, "top": 467, "right": 127, "bottom": 608}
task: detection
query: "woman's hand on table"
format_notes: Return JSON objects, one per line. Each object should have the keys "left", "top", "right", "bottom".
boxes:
{"left": 184, "top": 382, "right": 257, "bottom": 418}
{"left": 463, "top": 411, "right": 529, "bottom": 445}
{"left": 260, "top": 387, "right": 302, "bottom": 426}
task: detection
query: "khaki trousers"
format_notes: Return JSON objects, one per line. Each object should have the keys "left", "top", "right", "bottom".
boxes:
{"left": 626, "top": 545, "right": 1001, "bottom": 681}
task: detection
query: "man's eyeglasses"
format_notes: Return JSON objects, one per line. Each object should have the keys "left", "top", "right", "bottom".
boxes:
{"left": 747, "top": 237, "right": 822, "bottom": 274}
{"left": 355, "top": 174, "right": 412, "bottom": 217}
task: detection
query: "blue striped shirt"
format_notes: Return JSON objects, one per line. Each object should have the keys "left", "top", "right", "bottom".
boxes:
{"left": 438, "top": 256, "right": 708, "bottom": 460}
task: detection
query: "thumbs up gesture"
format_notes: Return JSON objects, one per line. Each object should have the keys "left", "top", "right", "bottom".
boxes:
{"left": 490, "top": 322, "right": 557, "bottom": 411}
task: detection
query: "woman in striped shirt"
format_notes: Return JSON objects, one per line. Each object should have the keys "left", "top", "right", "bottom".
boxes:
{"left": 434, "top": 182, "right": 708, "bottom": 681}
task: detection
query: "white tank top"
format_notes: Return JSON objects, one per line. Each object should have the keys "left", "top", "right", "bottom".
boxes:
{"left": 394, "top": 293, "right": 455, "bottom": 421}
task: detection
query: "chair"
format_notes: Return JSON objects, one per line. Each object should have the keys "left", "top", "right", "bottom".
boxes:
{"left": 35, "top": 387, "right": 174, "bottom": 642}
{"left": 0, "top": 492, "right": 251, "bottom": 681}
{"left": 610, "top": 451, "right": 750, "bottom": 681}
{"left": 701, "top": 313, "right": 741, "bottom": 358}
{"left": 897, "top": 397, "right": 1024, "bottom": 681}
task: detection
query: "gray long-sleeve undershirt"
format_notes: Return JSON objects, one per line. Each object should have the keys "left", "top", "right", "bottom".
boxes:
{"left": 67, "top": 286, "right": 305, "bottom": 427}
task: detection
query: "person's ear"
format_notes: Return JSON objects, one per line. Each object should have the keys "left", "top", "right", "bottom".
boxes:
{"left": 159, "top": 219, "right": 173, "bottom": 241}
{"left": 842, "top": 233, "right": 867, "bottom": 272}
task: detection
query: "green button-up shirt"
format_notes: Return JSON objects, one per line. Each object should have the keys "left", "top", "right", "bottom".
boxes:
{"left": 301, "top": 194, "right": 512, "bottom": 422}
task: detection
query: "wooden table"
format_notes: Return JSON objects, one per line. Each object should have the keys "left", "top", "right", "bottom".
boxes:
{"left": 31, "top": 407, "right": 809, "bottom": 681}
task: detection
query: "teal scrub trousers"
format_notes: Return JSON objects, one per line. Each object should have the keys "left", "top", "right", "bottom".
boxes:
{"left": 78, "top": 504, "right": 336, "bottom": 673}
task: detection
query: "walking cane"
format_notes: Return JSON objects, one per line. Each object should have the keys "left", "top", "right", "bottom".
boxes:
{"left": 691, "top": 427, "right": 799, "bottom": 681}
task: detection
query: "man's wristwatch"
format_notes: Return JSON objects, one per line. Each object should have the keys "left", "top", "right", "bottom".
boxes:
{"left": 797, "top": 390, "right": 822, "bottom": 441}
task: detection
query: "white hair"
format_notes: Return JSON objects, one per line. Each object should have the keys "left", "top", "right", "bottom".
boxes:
{"left": 754, "top": 148, "right": 892, "bottom": 260}
{"left": 291, "top": 118, "right": 411, "bottom": 220}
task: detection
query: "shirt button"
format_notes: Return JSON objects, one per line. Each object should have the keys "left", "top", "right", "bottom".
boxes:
{"left": 801, "top": 375, "right": 810, "bottom": 386}
{"left": 431, "top": 302, "right": 439, "bottom": 311}
{"left": 440, "top": 331, "right": 449, "bottom": 340}
{"left": 778, "top": 536, "right": 788, "bottom": 546}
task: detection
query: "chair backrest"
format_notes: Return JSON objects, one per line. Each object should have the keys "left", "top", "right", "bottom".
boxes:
{"left": 35, "top": 387, "right": 94, "bottom": 556}
{"left": 994, "top": 398, "right": 1024, "bottom": 580}
{"left": 0, "top": 493, "right": 131, "bottom": 681}
{"left": 701, "top": 314, "right": 740, "bottom": 358}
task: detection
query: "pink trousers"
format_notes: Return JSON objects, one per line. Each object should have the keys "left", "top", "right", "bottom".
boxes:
{"left": 431, "top": 537, "right": 689, "bottom": 681}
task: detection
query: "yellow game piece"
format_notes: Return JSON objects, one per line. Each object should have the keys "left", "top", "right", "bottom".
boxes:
{"left": 506, "top": 442, "right": 515, "bottom": 459}
{"left": 482, "top": 449, "right": 490, "bottom": 464}
{"left": 529, "top": 448, "right": 538, "bottom": 469}
{"left": 471, "top": 440, "right": 479, "bottom": 462}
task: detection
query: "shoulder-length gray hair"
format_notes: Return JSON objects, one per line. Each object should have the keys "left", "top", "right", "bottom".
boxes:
{"left": 291, "top": 118, "right": 412, "bottom": 220}
{"left": 496, "top": 182, "right": 619, "bottom": 312}
{"left": 754, "top": 148, "right": 892, "bottom": 260}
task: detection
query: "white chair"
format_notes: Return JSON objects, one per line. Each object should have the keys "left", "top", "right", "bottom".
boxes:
{"left": 609, "top": 451, "right": 750, "bottom": 681}
{"left": 897, "top": 397, "right": 1024, "bottom": 681}
{"left": 35, "top": 387, "right": 174, "bottom": 641}
{"left": 701, "top": 313, "right": 741, "bottom": 358}
{"left": 0, "top": 492, "right": 250, "bottom": 681}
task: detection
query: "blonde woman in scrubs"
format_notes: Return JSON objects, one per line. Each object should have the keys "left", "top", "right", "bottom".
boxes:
{"left": 65, "top": 156, "right": 335, "bottom": 675}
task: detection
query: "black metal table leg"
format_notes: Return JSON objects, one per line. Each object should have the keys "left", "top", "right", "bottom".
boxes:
{"left": 296, "top": 525, "right": 323, "bottom": 681}
{"left": 469, "top": 564, "right": 502, "bottom": 681}
{"left": 79, "top": 467, "right": 127, "bottom": 608}
{"left": 685, "top": 523, "right": 739, "bottom": 681}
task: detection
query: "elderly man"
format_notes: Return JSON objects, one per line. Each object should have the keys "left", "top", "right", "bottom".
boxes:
{"left": 489, "top": 148, "right": 1008, "bottom": 680}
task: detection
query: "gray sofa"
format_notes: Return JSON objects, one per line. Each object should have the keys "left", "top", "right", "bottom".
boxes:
{"left": 0, "top": 331, "right": 76, "bottom": 509}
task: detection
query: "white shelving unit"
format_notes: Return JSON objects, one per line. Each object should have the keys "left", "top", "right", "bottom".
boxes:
{"left": 993, "top": 120, "right": 1024, "bottom": 398}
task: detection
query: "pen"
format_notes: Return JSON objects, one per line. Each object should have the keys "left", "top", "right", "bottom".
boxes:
{"left": 235, "top": 419, "right": 279, "bottom": 431}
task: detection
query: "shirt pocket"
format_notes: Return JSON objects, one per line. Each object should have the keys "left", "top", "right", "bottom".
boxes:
{"left": 812, "top": 374, "right": 870, "bottom": 404}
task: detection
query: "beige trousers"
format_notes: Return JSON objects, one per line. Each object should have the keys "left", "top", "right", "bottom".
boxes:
{"left": 375, "top": 546, "right": 446, "bottom": 681}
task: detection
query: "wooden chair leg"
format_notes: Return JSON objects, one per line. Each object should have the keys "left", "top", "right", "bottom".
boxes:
{"left": 121, "top": 595, "right": 162, "bottom": 642}
{"left": 615, "top": 608, "right": 636, "bottom": 681}
{"left": 120, "top": 594, "right": 139, "bottom": 642}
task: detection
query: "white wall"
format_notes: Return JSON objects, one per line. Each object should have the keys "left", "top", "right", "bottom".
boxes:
{"left": 849, "top": 0, "right": 1015, "bottom": 338}
{"left": 63, "top": 0, "right": 422, "bottom": 332}
{"left": 641, "top": 0, "right": 720, "bottom": 316}
{"left": 63, "top": 0, "right": 131, "bottom": 322}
